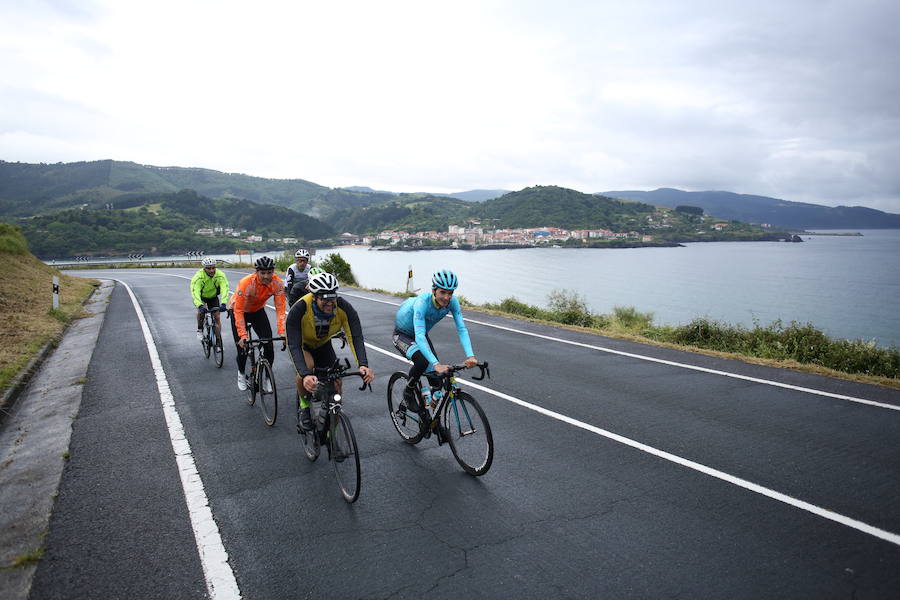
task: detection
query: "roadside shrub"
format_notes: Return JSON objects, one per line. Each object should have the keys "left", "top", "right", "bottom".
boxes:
{"left": 547, "top": 290, "right": 596, "bottom": 327}
{"left": 610, "top": 306, "right": 655, "bottom": 332}
{"left": 0, "top": 222, "right": 29, "bottom": 254}
{"left": 319, "top": 253, "right": 357, "bottom": 286}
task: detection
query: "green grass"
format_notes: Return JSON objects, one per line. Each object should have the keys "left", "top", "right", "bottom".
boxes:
{"left": 482, "top": 290, "right": 900, "bottom": 382}
{"left": 2, "top": 547, "right": 44, "bottom": 569}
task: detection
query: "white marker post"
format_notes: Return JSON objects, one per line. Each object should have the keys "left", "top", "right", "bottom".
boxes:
{"left": 405, "top": 265, "right": 415, "bottom": 294}
{"left": 52, "top": 275, "right": 60, "bottom": 310}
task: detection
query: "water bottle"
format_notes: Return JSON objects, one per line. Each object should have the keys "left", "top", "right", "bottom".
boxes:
{"left": 420, "top": 385, "right": 432, "bottom": 409}
{"left": 430, "top": 389, "right": 442, "bottom": 409}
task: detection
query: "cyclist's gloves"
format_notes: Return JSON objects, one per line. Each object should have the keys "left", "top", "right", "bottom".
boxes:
{"left": 219, "top": 303, "right": 227, "bottom": 313}
{"left": 198, "top": 305, "right": 208, "bottom": 313}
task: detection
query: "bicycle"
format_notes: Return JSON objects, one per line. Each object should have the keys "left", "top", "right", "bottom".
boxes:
{"left": 387, "top": 362, "right": 494, "bottom": 476}
{"left": 199, "top": 306, "right": 225, "bottom": 368}
{"left": 299, "top": 357, "right": 371, "bottom": 503}
{"left": 242, "top": 323, "right": 285, "bottom": 427}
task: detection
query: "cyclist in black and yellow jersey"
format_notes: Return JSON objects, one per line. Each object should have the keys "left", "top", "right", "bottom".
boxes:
{"left": 190, "top": 257, "right": 230, "bottom": 341}
{"left": 286, "top": 272, "right": 374, "bottom": 431}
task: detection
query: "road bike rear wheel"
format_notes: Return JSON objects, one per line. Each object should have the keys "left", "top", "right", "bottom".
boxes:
{"left": 258, "top": 360, "right": 277, "bottom": 426}
{"left": 442, "top": 392, "right": 493, "bottom": 476}
{"left": 330, "top": 412, "right": 361, "bottom": 503}
{"left": 213, "top": 333, "right": 224, "bottom": 368}
{"left": 387, "top": 371, "right": 425, "bottom": 444}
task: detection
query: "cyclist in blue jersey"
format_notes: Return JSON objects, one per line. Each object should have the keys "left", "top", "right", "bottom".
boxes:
{"left": 393, "top": 269, "right": 477, "bottom": 415}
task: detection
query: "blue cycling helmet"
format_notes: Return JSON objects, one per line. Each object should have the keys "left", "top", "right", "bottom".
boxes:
{"left": 432, "top": 269, "right": 458, "bottom": 290}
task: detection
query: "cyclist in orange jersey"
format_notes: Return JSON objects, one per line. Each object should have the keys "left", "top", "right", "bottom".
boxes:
{"left": 228, "top": 256, "right": 287, "bottom": 390}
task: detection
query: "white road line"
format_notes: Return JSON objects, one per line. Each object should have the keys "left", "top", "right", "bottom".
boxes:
{"left": 365, "top": 342, "right": 900, "bottom": 548}
{"left": 106, "top": 273, "right": 900, "bottom": 548}
{"left": 342, "top": 291, "right": 900, "bottom": 412}
{"left": 116, "top": 279, "right": 241, "bottom": 600}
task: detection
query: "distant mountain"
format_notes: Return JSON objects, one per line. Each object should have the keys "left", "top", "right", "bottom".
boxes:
{"left": 0, "top": 160, "right": 391, "bottom": 220}
{"left": 601, "top": 188, "right": 900, "bottom": 229}
{"left": 442, "top": 189, "right": 510, "bottom": 202}
{"left": 343, "top": 187, "right": 509, "bottom": 202}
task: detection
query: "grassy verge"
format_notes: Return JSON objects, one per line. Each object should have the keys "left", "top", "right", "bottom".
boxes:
{"left": 478, "top": 290, "right": 900, "bottom": 388}
{"left": 0, "top": 224, "right": 99, "bottom": 395}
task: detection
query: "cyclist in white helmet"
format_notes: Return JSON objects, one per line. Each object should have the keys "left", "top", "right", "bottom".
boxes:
{"left": 286, "top": 272, "right": 374, "bottom": 431}
{"left": 286, "top": 249, "right": 312, "bottom": 307}
{"left": 189, "top": 256, "right": 229, "bottom": 342}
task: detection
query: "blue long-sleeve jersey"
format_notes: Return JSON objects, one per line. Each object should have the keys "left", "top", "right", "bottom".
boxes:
{"left": 394, "top": 291, "right": 474, "bottom": 369}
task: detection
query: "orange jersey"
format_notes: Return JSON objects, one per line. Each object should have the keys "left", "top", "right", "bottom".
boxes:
{"left": 231, "top": 273, "right": 286, "bottom": 339}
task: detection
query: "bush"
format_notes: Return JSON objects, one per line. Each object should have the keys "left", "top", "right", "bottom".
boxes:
{"left": 319, "top": 253, "right": 357, "bottom": 286}
{"left": 0, "top": 222, "right": 29, "bottom": 254}
{"left": 547, "top": 290, "right": 596, "bottom": 327}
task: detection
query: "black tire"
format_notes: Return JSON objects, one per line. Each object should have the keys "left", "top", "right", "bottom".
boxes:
{"left": 245, "top": 364, "right": 257, "bottom": 406}
{"left": 299, "top": 396, "right": 319, "bottom": 462}
{"left": 330, "top": 410, "right": 361, "bottom": 503}
{"left": 442, "top": 392, "right": 493, "bottom": 476}
{"left": 202, "top": 322, "right": 212, "bottom": 359}
{"left": 387, "top": 371, "right": 425, "bottom": 444}
{"left": 213, "top": 333, "right": 224, "bottom": 368}
{"left": 258, "top": 360, "right": 277, "bottom": 426}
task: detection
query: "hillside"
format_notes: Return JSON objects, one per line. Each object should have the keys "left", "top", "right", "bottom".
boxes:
{"left": 14, "top": 189, "right": 335, "bottom": 258}
{"left": 0, "top": 160, "right": 391, "bottom": 220}
{"left": 602, "top": 188, "right": 900, "bottom": 229}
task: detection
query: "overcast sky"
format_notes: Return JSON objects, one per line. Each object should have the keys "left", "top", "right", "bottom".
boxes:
{"left": 2, "top": 0, "right": 899, "bottom": 212}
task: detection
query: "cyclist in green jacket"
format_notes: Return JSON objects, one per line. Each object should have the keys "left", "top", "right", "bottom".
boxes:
{"left": 190, "top": 257, "right": 230, "bottom": 341}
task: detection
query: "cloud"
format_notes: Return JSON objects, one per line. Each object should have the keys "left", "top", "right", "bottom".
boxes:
{"left": 1, "top": 0, "right": 898, "bottom": 213}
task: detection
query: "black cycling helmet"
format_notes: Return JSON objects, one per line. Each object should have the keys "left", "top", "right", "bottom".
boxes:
{"left": 254, "top": 256, "right": 275, "bottom": 270}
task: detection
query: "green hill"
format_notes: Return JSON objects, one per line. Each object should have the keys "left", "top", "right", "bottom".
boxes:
{"left": 602, "top": 188, "right": 900, "bottom": 229}
{"left": 14, "top": 189, "right": 335, "bottom": 258}
{"left": 0, "top": 160, "right": 392, "bottom": 220}
{"left": 476, "top": 186, "right": 656, "bottom": 229}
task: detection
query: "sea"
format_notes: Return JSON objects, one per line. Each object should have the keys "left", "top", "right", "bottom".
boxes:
{"left": 59, "top": 229, "right": 900, "bottom": 348}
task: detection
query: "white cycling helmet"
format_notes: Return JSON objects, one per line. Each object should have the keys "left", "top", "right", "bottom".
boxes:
{"left": 201, "top": 256, "right": 216, "bottom": 267}
{"left": 307, "top": 272, "right": 339, "bottom": 297}
{"left": 295, "top": 249, "right": 311, "bottom": 259}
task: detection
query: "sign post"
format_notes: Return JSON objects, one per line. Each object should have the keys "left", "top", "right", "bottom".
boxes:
{"left": 52, "top": 276, "right": 60, "bottom": 310}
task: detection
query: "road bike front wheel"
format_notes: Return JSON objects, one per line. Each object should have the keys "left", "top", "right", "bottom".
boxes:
{"left": 442, "top": 392, "right": 493, "bottom": 476}
{"left": 299, "top": 397, "right": 320, "bottom": 462}
{"left": 202, "top": 322, "right": 212, "bottom": 359}
{"left": 387, "top": 371, "right": 425, "bottom": 444}
{"left": 213, "top": 333, "right": 224, "bottom": 368}
{"left": 258, "top": 360, "right": 277, "bottom": 426}
{"left": 245, "top": 364, "right": 257, "bottom": 406}
{"left": 330, "top": 411, "right": 361, "bottom": 503}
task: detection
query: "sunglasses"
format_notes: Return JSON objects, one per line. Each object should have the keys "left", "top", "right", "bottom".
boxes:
{"left": 316, "top": 293, "right": 338, "bottom": 301}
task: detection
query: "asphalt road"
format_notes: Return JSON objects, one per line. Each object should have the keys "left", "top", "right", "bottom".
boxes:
{"left": 8, "top": 268, "right": 900, "bottom": 599}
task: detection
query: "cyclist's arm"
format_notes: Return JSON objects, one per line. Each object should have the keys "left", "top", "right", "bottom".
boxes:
{"left": 286, "top": 301, "right": 313, "bottom": 377}
{"left": 189, "top": 271, "right": 204, "bottom": 307}
{"left": 449, "top": 297, "right": 475, "bottom": 358}
{"left": 216, "top": 271, "right": 230, "bottom": 304}
{"left": 337, "top": 298, "right": 369, "bottom": 367}
{"left": 233, "top": 287, "right": 248, "bottom": 339}
{"left": 273, "top": 279, "right": 287, "bottom": 336}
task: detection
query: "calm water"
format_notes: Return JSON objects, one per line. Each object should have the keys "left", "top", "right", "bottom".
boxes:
{"left": 63, "top": 230, "right": 900, "bottom": 348}
{"left": 311, "top": 230, "right": 900, "bottom": 348}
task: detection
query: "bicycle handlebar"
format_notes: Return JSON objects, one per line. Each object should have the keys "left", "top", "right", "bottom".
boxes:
{"left": 440, "top": 361, "right": 490, "bottom": 380}
{"left": 313, "top": 357, "right": 373, "bottom": 392}
{"left": 244, "top": 336, "right": 286, "bottom": 346}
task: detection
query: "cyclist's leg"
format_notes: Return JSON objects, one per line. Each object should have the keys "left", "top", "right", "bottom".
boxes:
{"left": 247, "top": 309, "right": 274, "bottom": 364}
{"left": 294, "top": 347, "right": 316, "bottom": 431}
{"left": 229, "top": 311, "right": 248, "bottom": 373}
